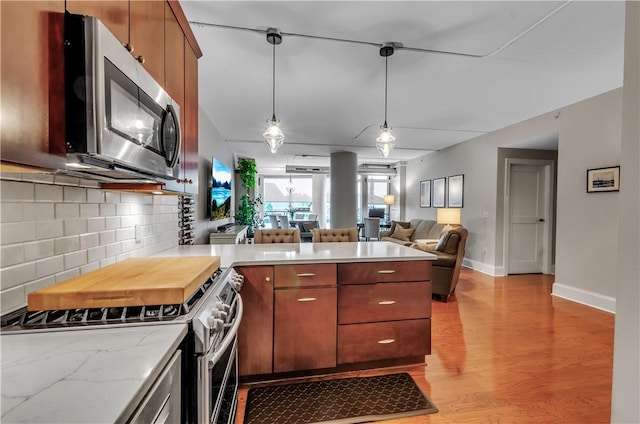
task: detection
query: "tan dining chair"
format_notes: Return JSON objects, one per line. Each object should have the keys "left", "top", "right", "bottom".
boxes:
{"left": 311, "top": 227, "right": 358, "bottom": 242}
{"left": 253, "top": 228, "right": 301, "bottom": 243}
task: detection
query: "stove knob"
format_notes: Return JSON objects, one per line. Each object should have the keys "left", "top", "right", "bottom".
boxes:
{"left": 215, "top": 301, "right": 231, "bottom": 313}
{"left": 232, "top": 275, "right": 245, "bottom": 291}
{"left": 212, "top": 318, "right": 224, "bottom": 332}
{"left": 206, "top": 314, "right": 216, "bottom": 328}
{"left": 215, "top": 310, "right": 228, "bottom": 320}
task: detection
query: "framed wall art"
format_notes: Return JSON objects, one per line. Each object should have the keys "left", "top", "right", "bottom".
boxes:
{"left": 587, "top": 166, "right": 620, "bottom": 192}
{"left": 432, "top": 178, "right": 446, "bottom": 208}
{"left": 420, "top": 180, "right": 431, "bottom": 208}
{"left": 447, "top": 174, "right": 464, "bottom": 207}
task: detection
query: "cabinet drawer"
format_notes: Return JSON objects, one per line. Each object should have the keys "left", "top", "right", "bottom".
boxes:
{"left": 275, "top": 264, "right": 337, "bottom": 288}
{"left": 338, "top": 261, "right": 431, "bottom": 285}
{"left": 338, "top": 282, "right": 431, "bottom": 324}
{"left": 337, "top": 319, "right": 431, "bottom": 364}
{"left": 274, "top": 287, "right": 337, "bottom": 373}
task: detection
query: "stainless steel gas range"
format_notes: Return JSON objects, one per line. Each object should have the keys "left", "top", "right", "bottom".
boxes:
{"left": 1, "top": 262, "right": 244, "bottom": 424}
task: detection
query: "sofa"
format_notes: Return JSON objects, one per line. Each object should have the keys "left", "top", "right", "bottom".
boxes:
{"left": 411, "top": 227, "right": 468, "bottom": 302}
{"left": 380, "top": 219, "right": 448, "bottom": 246}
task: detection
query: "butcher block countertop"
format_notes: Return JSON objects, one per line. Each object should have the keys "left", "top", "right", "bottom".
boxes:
{"left": 1, "top": 323, "right": 187, "bottom": 424}
{"left": 155, "top": 241, "right": 436, "bottom": 267}
{"left": 27, "top": 256, "right": 220, "bottom": 311}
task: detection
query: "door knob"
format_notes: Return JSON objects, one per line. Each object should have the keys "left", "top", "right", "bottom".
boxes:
{"left": 538, "top": 218, "right": 545, "bottom": 222}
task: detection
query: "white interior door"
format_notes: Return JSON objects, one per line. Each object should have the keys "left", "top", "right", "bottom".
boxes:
{"left": 508, "top": 164, "right": 546, "bottom": 274}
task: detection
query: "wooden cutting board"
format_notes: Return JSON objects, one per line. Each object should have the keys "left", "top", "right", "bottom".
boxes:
{"left": 27, "top": 256, "right": 220, "bottom": 311}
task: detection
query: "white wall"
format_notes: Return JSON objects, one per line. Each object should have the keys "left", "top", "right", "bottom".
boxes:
{"left": 0, "top": 174, "right": 178, "bottom": 314}
{"left": 611, "top": 1, "right": 640, "bottom": 421}
{"left": 194, "top": 107, "right": 236, "bottom": 244}
{"left": 405, "top": 87, "right": 623, "bottom": 309}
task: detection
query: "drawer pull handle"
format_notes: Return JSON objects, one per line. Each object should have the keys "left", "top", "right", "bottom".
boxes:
{"left": 378, "top": 339, "right": 396, "bottom": 344}
{"left": 378, "top": 300, "right": 396, "bottom": 305}
{"left": 296, "top": 273, "right": 316, "bottom": 277}
{"left": 297, "top": 297, "right": 317, "bottom": 302}
{"left": 377, "top": 270, "right": 396, "bottom": 274}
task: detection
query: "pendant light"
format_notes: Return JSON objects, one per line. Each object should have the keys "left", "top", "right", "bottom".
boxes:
{"left": 263, "top": 28, "right": 284, "bottom": 154}
{"left": 376, "top": 43, "right": 396, "bottom": 158}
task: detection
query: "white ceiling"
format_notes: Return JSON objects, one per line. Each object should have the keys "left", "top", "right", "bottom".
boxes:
{"left": 181, "top": 1, "right": 625, "bottom": 174}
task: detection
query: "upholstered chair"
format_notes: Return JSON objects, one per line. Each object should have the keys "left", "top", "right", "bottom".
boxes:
{"left": 411, "top": 227, "right": 468, "bottom": 302}
{"left": 278, "top": 215, "right": 290, "bottom": 229}
{"left": 363, "top": 217, "right": 381, "bottom": 241}
{"left": 312, "top": 227, "right": 359, "bottom": 242}
{"left": 253, "top": 228, "right": 301, "bottom": 243}
{"left": 266, "top": 215, "right": 280, "bottom": 229}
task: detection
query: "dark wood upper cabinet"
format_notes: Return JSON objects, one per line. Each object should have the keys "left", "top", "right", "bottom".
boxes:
{"left": 0, "top": 1, "right": 66, "bottom": 171}
{"left": 65, "top": 1, "right": 129, "bottom": 44}
{"left": 129, "top": 0, "right": 165, "bottom": 84}
{"left": 181, "top": 42, "right": 199, "bottom": 195}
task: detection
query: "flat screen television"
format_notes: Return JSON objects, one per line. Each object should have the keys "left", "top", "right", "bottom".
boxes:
{"left": 368, "top": 208, "right": 385, "bottom": 219}
{"left": 210, "top": 158, "right": 232, "bottom": 221}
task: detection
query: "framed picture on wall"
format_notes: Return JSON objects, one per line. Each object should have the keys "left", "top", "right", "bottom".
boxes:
{"left": 587, "top": 166, "right": 620, "bottom": 192}
{"left": 433, "top": 178, "right": 446, "bottom": 208}
{"left": 420, "top": 180, "right": 431, "bottom": 208}
{"left": 447, "top": 174, "right": 464, "bottom": 207}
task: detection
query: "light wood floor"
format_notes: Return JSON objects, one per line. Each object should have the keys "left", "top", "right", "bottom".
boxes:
{"left": 235, "top": 269, "right": 615, "bottom": 423}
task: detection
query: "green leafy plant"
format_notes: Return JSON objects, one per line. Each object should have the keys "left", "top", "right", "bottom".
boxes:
{"left": 234, "top": 158, "right": 262, "bottom": 233}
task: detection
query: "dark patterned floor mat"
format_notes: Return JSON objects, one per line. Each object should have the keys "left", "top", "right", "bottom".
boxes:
{"left": 244, "top": 372, "right": 438, "bottom": 424}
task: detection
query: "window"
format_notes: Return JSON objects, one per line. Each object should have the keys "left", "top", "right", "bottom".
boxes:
{"left": 263, "top": 176, "right": 312, "bottom": 216}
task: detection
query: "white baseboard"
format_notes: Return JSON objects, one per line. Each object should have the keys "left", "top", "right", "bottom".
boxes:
{"left": 552, "top": 283, "right": 616, "bottom": 314}
{"left": 462, "top": 258, "right": 504, "bottom": 276}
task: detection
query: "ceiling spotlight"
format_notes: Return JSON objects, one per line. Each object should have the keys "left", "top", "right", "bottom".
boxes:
{"left": 263, "top": 28, "right": 285, "bottom": 154}
{"left": 376, "top": 43, "right": 396, "bottom": 158}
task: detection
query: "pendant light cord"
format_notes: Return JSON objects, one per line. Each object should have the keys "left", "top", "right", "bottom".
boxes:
{"left": 383, "top": 56, "right": 388, "bottom": 127}
{"left": 272, "top": 43, "right": 277, "bottom": 121}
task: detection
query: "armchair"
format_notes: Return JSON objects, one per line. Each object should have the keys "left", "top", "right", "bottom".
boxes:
{"left": 312, "top": 227, "right": 359, "bottom": 242}
{"left": 411, "top": 227, "right": 468, "bottom": 302}
{"left": 253, "top": 228, "right": 301, "bottom": 243}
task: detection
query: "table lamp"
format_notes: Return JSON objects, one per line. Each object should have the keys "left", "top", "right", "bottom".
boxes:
{"left": 384, "top": 195, "right": 396, "bottom": 205}
{"left": 437, "top": 208, "right": 461, "bottom": 232}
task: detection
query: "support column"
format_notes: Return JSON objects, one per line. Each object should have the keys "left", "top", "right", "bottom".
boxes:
{"left": 311, "top": 174, "right": 326, "bottom": 228}
{"left": 330, "top": 152, "right": 357, "bottom": 229}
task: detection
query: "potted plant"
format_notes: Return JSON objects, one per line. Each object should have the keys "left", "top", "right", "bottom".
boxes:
{"left": 234, "top": 158, "right": 262, "bottom": 234}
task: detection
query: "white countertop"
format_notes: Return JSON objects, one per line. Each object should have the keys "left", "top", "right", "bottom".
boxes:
{"left": 155, "top": 241, "right": 436, "bottom": 267}
{"left": 1, "top": 324, "right": 187, "bottom": 424}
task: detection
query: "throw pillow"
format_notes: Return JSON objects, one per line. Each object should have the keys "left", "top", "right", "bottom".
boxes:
{"left": 302, "top": 221, "right": 318, "bottom": 232}
{"left": 391, "top": 226, "right": 414, "bottom": 242}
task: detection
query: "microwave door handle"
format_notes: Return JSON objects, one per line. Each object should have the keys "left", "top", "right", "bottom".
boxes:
{"left": 165, "top": 104, "right": 181, "bottom": 169}
{"left": 207, "top": 294, "right": 243, "bottom": 367}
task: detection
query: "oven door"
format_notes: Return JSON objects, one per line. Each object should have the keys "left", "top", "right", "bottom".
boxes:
{"left": 197, "top": 294, "right": 243, "bottom": 424}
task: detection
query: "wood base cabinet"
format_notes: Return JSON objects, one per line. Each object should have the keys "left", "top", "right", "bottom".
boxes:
{"left": 274, "top": 287, "right": 337, "bottom": 373}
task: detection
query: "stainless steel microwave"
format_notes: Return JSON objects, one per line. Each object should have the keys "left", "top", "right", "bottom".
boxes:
{"left": 64, "top": 13, "right": 181, "bottom": 181}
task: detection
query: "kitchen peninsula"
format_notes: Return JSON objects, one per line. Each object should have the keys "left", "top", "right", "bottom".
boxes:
{"left": 156, "top": 241, "right": 436, "bottom": 379}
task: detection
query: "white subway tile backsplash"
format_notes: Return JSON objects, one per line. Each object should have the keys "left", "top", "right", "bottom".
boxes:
{"left": 36, "top": 255, "right": 64, "bottom": 279}
{"left": 1, "top": 222, "right": 36, "bottom": 244}
{"left": 105, "top": 216, "right": 121, "bottom": 230}
{"left": 63, "top": 218, "right": 88, "bottom": 236}
{"left": 1, "top": 245, "right": 24, "bottom": 267}
{"left": 1, "top": 262, "right": 36, "bottom": 290}
{"left": 36, "top": 221, "right": 64, "bottom": 240}
{"left": 1, "top": 181, "right": 34, "bottom": 201}
{"left": 54, "top": 236, "right": 80, "bottom": 255}
{"left": 79, "top": 233, "right": 100, "bottom": 249}
{"left": 63, "top": 186, "right": 87, "bottom": 202}
{"left": 1, "top": 203, "right": 23, "bottom": 222}
{"left": 1, "top": 285, "right": 26, "bottom": 313}
{"left": 64, "top": 250, "right": 87, "bottom": 270}
{"left": 1, "top": 178, "right": 179, "bottom": 312}
{"left": 80, "top": 204, "right": 100, "bottom": 218}
{"left": 23, "top": 240, "right": 55, "bottom": 261}
{"left": 86, "top": 217, "right": 106, "bottom": 233}
{"left": 35, "top": 184, "right": 63, "bottom": 202}
{"left": 87, "top": 189, "right": 105, "bottom": 203}
{"left": 24, "top": 203, "right": 54, "bottom": 221}
{"left": 55, "top": 203, "right": 80, "bottom": 219}
{"left": 100, "top": 203, "right": 116, "bottom": 217}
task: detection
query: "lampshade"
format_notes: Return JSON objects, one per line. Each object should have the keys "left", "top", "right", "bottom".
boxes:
{"left": 437, "top": 208, "right": 461, "bottom": 225}
{"left": 384, "top": 194, "right": 396, "bottom": 205}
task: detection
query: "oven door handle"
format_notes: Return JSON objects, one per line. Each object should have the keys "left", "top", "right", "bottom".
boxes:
{"left": 207, "top": 294, "right": 243, "bottom": 368}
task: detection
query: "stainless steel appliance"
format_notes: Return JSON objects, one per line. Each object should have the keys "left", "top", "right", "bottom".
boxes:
{"left": 1, "top": 266, "right": 244, "bottom": 424}
{"left": 64, "top": 13, "right": 181, "bottom": 182}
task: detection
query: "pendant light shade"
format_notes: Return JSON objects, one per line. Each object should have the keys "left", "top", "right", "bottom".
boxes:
{"left": 263, "top": 29, "right": 284, "bottom": 153}
{"left": 377, "top": 43, "right": 396, "bottom": 157}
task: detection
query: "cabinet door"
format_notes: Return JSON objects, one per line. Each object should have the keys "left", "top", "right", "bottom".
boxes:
{"left": 338, "top": 260, "right": 431, "bottom": 284}
{"left": 274, "top": 287, "right": 337, "bottom": 373}
{"left": 237, "top": 266, "right": 273, "bottom": 376}
{"left": 129, "top": 0, "right": 165, "bottom": 84}
{"left": 65, "top": 1, "right": 128, "bottom": 45}
{"left": 274, "top": 264, "right": 337, "bottom": 288}
{"left": 1, "top": 1, "right": 66, "bottom": 171}
{"left": 162, "top": 3, "right": 186, "bottom": 193}
{"left": 181, "top": 44, "right": 199, "bottom": 195}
